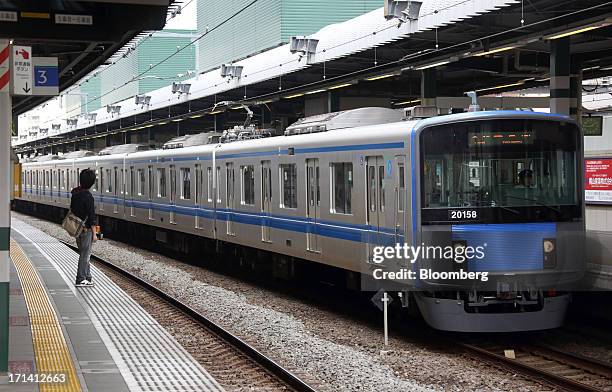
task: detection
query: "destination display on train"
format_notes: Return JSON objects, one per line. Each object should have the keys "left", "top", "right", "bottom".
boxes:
{"left": 585, "top": 158, "right": 612, "bottom": 204}
{"left": 469, "top": 131, "right": 533, "bottom": 146}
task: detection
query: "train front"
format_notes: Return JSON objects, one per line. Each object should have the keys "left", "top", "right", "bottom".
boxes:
{"left": 413, "top": 112, "right": 585, "bottom": 332}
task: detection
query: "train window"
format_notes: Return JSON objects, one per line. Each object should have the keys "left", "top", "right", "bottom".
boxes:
{"left": 93, "top": 170, "right": 98, "bottom": 192}
{"left": 195, "top": 164, "right": 203, "bottom": 205}
{"left": 368, "top": 166, "right": 376, "bottom": 212}
{"left": 157, "top": 168, "right": 167, "bottom": 198}
{"left": 379, "top": 165, "right": 385, "bottom": 212}
{"left": 106, "top": 169, "right": 113, "bottom": 193}
{"left": 99, "top": 168, "right": 105, "bottom": 193}
{"left": 114, "top": 168, "right": 119, "bottom": 196}
{"left": 138, "top": 169, "right": 145, "bottom": 196}
{"left": 241, "top": 165, "right": 255, "bottom": 205}
{"left": 398, "top": 163, "right": 405, "bottom": 212}
{"left": 181, "top": 168, "right": 191, "bottom": 200}
{"left": 331, "top": 163, "right": 353, "bottom": 214}
{"left": 129, "top": 167, "right": 135, "bottom": 197}
{"left": 122, "top": 169, "right": 126, "bottom": 194}
{"left": 280, "top": 164, "right": 297, "bottom": 209}
{"left": 148, "top": 166, "right": 154, "bottom": 201}
{"left": 207, "top": 167, "right": 213, "bottom": 202}
{"left": 216, "top": 167, "right": 221, "bottom": 203}
{"left": 60, "top": 170, "right": 64, "bottom": 190}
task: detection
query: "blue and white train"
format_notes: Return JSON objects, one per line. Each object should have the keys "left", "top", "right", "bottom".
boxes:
{"left": 16, "top": 108, "right": 585, "bottom": 332}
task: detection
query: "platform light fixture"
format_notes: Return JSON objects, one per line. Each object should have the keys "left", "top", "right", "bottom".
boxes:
{"left": 86, "top": 113, "right": 97, "bottom": 123}
{"left": 172, "top": 82, "right": 191, "bottom": 95}
{"left": 158, "top": 121, "right": 169, "bottom": 125}
{"left": 190, "top": 114, "right": 203, "bottom": 119}
{"left": 106, "top": 105, "right": 121, "bottom": 116}
{"left": 305, "top": 89, "right": 326, "bottom": 95}
{"left": 546, "top": 18, "right": 612, "bottom": 40}
{"left": 209, "top": 110, "right": 224, "bottom": 115}
{"left": 365, "top": 74, "right": 395, "bottom": 81}
{"left": 414, "top": 59, "right": 451, "bottom": 70}
{"left": 171, "top": 118, "right": 184, "bottom": 122}
{"left": 283, "top": 92, "right": 305, "bottom": 99}
{"left": 327, "top": 83, "right": 353, "bottom": 90}
{"left": 473, "top": 46, "right": 516, "bottom": 57}
{"left": 135, "top": 94, "right": 152, "bottom": 108}
{"left": 393, "top": 99, "right": 421, "bottom": 106}
{"left": 220, "top": 64, "right": 244, "bottom": 80}
{"left": 468, "top": 80, "right": 526, "bottom": 94}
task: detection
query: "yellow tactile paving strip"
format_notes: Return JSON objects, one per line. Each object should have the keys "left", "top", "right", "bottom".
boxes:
{"left": 10, "top": 239, "right": 82, "bottom": 392}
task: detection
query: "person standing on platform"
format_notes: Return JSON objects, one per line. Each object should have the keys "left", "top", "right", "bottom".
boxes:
{"left": 70, "top": 169, "right": 98, "bottom": 287}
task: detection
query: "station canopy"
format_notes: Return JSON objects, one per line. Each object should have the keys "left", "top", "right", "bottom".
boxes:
{"left": 3, "top": 0, "right": 175, "bottom": 116}
{"left": 13, "top": 0, "right": 612, "bottom": 153}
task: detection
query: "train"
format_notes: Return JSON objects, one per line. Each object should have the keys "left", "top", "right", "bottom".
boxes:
{"left": 13, "top": 107, "right": 585, "bottom": 332}
{"left": 11, "top": 148, "right": 21, "bottom": 203}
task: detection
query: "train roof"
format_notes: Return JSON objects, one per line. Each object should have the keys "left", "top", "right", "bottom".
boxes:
{"left": 23, "top": 110, "right": 577, "bottom": 166}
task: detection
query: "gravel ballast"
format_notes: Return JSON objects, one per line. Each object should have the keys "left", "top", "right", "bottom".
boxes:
{"left": 14, "top": 212, "right": 552, "bottom": 392}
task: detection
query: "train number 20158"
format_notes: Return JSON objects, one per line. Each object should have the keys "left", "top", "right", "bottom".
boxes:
{"left": 448, "top": 210, "right": 478, "bottom": 220}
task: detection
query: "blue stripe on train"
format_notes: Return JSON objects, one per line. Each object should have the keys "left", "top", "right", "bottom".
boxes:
{"left": 24, "top": 189, "right": 402, "bottom": 245}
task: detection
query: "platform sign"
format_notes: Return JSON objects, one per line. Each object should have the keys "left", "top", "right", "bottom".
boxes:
{"left": 585, "top": 158, "right": 612, "bottom": 204}
{"left": 11, "top": 45, "right": 32, "bottom": 95}
{"left": 33, "top": 57, "right": 59, "bottom": 96}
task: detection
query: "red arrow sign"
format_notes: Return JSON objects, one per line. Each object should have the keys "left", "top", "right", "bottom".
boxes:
{"left": 15, "top": 48, "right": 29, "bottom": 60}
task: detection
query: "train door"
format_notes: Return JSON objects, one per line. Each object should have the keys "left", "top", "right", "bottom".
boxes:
{"left": 306, "top": 159, "right": 321, "bottom": 253}
{"left": 366, "top": 156, "right": 386, "bottom": 261}
{"left": 169, "top": 165, "right": 176, "bottom": 223}
{"left": 113, "top": 167, "right": 119, "bottom": 214}
{"left": 148, "top": 165, "right": 155, "bottom": 220}
{"left": 261, "top": 160, "right": 272, "bottom": 242}
{"left": 394, "top": 156, "right": 406, "bottom": 244}
{"left": 226, "top": 162, "right": 235, "bottom": 235}
{"left": 195, "top": 164, "right": 203, "bottom": 229}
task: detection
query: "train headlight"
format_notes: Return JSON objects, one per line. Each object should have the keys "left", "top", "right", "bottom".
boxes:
{"left": 543, "top": 239, "right": 555, "bottom": 253}
{"left": 543, "top": 238, "right": 556, "bottom": 269}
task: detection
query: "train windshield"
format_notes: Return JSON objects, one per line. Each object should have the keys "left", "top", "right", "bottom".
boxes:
{"left": 420, "top": 118, "right": 581, "bottom": 223}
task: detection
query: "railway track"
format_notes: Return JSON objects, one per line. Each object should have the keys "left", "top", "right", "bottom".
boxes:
{"left": 459, "top": 340, "right": 612, "bottom": 392}
{"left": 61, "top": 240, "right": 319, "bottom": 392}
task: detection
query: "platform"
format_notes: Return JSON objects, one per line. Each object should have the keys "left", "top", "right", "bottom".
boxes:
{"left": 2, "top": 218, "right": 224, "bottom": 392}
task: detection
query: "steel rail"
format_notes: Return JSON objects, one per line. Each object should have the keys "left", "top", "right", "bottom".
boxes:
{"left": 61, "top": 240, "right": 319, "bottom": 392}
{"left": 458, "top": 342, "right": 612, "bottom": 392}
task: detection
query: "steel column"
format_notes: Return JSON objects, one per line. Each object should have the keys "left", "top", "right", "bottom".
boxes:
{"left": 421, "top": 69, "right": 437, "bottom": 107}
{"left": 550, "top": 38, "right": 571, "bottom": 115}
{"left": 0, "top": 49, "right": 11, "bottom": 376}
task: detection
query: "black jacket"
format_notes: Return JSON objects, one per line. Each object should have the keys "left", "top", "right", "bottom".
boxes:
{"left": 70, "top": 187, "right": 97, "bottom": 228}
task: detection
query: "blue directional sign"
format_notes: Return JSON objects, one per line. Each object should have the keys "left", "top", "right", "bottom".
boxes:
{"left": 32, "top": 57, "right": 59, "bottom": 96}
{"left": 34, "top": 66, "right": 59, "bottom": 87}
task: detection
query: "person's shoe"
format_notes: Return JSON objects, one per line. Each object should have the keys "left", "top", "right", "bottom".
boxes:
{"left": 75, "top": 280, "right": 94, "bottom": 287}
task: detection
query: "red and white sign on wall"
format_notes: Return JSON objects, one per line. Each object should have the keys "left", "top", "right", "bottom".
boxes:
{"left": 0, "top": 40, "right": 9, "bottom": 93}
{"left": 585, "top": 158, "right": 612, "bottom": 203}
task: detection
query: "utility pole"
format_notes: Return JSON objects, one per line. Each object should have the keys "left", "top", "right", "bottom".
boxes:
{"left": 0, "top": 38, "right": 12, "bottom": 381}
